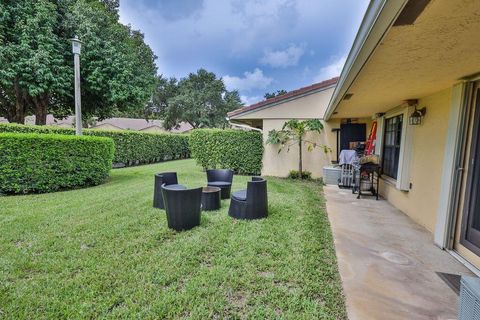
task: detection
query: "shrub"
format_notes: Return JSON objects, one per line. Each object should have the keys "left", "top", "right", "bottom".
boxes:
{"left": 0, "top": 123, "right": 190, "bottom": 166}
{"left": 287, "top": 170, "right": 312, "bottom": 180}
{"left": 0, "top": 133, "right": 114, "bottom": 194}
{"left": 190, "top": 129, "right": 263, "bottom": 175}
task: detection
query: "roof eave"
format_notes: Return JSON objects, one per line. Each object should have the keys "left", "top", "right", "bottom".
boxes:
{"left": 325, "top": 0, "right": 409, "bottom": 121}
{"left": 229, "top": 82, "right": 337, "bottom": 120}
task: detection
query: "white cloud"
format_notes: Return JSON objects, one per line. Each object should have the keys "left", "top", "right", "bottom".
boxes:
{"left": 240, "top": 95, "right": 263, "bottom": 105}
{"left": 259, "top": 43, "right": 306, "bottom": 68}
{"left": 313, "top": 55, "right": 346, "bottom": 82}
{"left": 223, "top": 68, "right": 273, "bottom": 92}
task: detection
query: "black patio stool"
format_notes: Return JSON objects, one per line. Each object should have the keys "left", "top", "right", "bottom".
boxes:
{"left": 206, "top": 169, "right": 233, "bottom": 199}
{"left": 228, "top": 177, "right": 268, "bottom": 220}
{"left": 153, "top": 172, "right": 186, "bottom": 209}
{"left": 201, "top": 186, "right": 221, "bottom": 211}
{"left": 161, "top": 185, "right": 202, "bottom": 231}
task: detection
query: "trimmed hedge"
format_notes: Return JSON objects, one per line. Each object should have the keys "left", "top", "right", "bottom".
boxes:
{"left": 0, "top": 123, "right": 190, "bottom": 166}
{"left": 0, "top": 133, "right": 114, "bottom": 194}
{"left": 189, "top": 129, "right": 263, "bottom": 175}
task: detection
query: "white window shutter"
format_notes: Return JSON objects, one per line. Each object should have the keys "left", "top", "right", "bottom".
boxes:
{"left": 396, "top": 107, "right": 414, "bottom": 191}
{"left": 375, "top": 116, "right": 385, "bottom": 156}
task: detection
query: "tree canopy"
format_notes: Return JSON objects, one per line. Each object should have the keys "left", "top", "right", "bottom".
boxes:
{"left": 264, "top": 90, "right": 287, "bottom": 100}
{"left": 0, "top": 0, "right": 157, "bottom": 125}
{"left": 149, "top": 69, "right": 243, "bottom": 130}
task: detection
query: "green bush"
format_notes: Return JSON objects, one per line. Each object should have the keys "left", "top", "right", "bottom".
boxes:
{"left": 190, "top": 129, "right": 263, "bottom": 175}
{"left": 288, "top": 170, "right": 312, "bottom": 180}
{"left": 0, "top": 133, "right": 114, "bottom": 194}
{"left": 0, "top": 123, "right": 190, "bottom": 166}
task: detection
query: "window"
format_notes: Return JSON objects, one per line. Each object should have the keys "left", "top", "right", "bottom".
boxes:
{"left": 382, "top": 115, "right": 403, "bottom": 179}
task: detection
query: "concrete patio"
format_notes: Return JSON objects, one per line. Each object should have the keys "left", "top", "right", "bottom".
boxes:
{"left": 324, "top": 185, "right": 472, "bottom": 320}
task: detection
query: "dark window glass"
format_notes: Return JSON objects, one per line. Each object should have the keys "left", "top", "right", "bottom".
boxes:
{"left": 382, "top": 115, "right": 403, "bottom": 179}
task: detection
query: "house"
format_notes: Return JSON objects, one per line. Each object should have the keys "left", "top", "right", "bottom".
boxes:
{"left": 326, "top": 0, "right": 480, "bottom": 274}
{"left": 228, "top": 77, "right": 374, "bottom": 178}
{"left": 25, "top": 115, "right": 75, "bottom": 128}
{"left": 5, "top": 115, "right": 192, "bottom": 133}
{"left": 90, "top": 118, "right": 166, "bottom": 132}
{"left": 231, "top": 1, "right": 480, "bottom": 313}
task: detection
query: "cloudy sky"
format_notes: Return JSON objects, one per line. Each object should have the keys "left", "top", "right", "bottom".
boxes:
{"left": 119, "top": 0, "right": 369, "bottom": 105}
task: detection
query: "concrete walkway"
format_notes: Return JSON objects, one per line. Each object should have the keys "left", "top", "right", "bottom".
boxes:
{"left": 324, "top": 186, "right": 472, "bottom": 320}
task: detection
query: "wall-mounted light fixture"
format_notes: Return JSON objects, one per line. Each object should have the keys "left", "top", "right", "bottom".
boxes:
{"left": 409, "top": 105, "right": 427, "bottom": 125}
{"left": 406, "top": 99, "right": 426, "bottom": 125}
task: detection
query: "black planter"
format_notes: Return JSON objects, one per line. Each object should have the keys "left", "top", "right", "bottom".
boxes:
{"left": 161, "top": 185, "right": 202, "bottom": 231}
{"left": 201, "top": 186, "right": 221, "bottom": 211}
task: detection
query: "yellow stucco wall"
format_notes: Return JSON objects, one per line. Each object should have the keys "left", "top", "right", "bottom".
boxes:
{"left": 262, "top": 119, "right": 334, "bottom": 178}
{"left": 262, "top": 117, "right": 372, "bottom": 178}
{"left": 235, "top": 87, "right": 335, "bottom": 120}
{"left": 234, "top": 86, "right": 374, "bottom": 178}
{"left": 379, "top": 88, "right": 452, "bottom": 232}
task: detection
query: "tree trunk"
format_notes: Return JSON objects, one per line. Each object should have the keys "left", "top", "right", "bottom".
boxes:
{"left": 33, "top": 94, "right": 48, "bottom": 125}
{"left": 13, "top": 79, "right": 25, "bottom": 124}
{"left": 298, "top": 138, "right": 303, "bottom": 178}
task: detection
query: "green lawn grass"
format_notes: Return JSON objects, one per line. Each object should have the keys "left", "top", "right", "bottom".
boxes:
{"left": 0, "top": 159, "right": 346, "bottom": 319}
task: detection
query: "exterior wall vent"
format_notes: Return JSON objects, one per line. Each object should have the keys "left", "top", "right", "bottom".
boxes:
{"left": 459, "top": 276, "right": 480, "bottom": 319}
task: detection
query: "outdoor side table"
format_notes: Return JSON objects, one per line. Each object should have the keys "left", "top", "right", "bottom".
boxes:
{"left": 202, "top": 186, "right": 221, "bottom": 211}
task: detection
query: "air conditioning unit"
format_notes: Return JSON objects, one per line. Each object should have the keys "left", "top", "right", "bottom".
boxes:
{"left": 459, "top": 276, "right": 480, "bottom": 319}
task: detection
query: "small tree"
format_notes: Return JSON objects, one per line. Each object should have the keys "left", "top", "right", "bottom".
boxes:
{"left": 266, "top": 119, "right": 330, "bottom": 178}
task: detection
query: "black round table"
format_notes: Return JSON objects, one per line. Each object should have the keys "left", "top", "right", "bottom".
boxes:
{"left": 201, "top": 186, "right": 221, "bottom": 211}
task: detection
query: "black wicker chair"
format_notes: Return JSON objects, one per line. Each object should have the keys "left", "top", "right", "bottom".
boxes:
{"left": 206, "top": 169, "right": 234, "bottom": 199}
{"left": 153, "top": 172, "right": 186, "bottom": 209}
{"left": 161, "top": 185, "right": 202, "bottom": 231}
{"left": 228, "top": 177, "right": 268, "bottom": 220}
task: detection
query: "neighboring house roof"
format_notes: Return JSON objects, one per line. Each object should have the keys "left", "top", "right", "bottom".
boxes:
{"left": 91, "top": 118, "right": 164, "bottom": 131}
{"left": 25, "top": 115, "right": 75, "bottom": 127}
{"left": 92, "top": 118, "right": 193, "bottom": 133}
{"left": 139, "top": 125, "right": 165, "bottom": 131}
{"left": 90, "top": 123, "right": 124, "bottom": 130}
{"left": 18, "top": 115, "right": 192, "bottom": 133}
{"left": 228, "top": 77, "right": 338, "bottom": 118}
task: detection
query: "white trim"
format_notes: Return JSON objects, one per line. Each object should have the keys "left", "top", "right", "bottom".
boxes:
{"left": 376, "top": 106, "right": 412, "bottom": 191}
{"left": 375, "top": 116, "right": 385, "bottom": 156}
{"left": 228, "top": 121, "right": 263, "bottom": 132}
{"left": 229, "top": 83, "right": 336, "bottom": 120}
{"left": 448, "top": 250, "right": 480, "bottom": 277}
{"left": 325, "top": 0, "right": 409, "bottom": 120}
{"left": 397, "top": 107, "right": 413, "bottom": 191}
{"left": 434, "top": 83, "right": 469, "bottom": 248}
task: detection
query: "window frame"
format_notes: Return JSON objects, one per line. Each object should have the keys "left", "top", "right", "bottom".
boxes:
{"left": 382, "top": 114, "right": 404, "bottom": 179}
{"left": 376, "top": 106, "right": 412, "bottom": 191}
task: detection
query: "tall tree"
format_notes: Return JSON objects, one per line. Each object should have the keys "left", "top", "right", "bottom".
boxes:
{"left": 159, "top": 69, "right": 242, "bottom": 130}
{"left": 0, "top": 0, "right": 71, "bottom": 124}
{"left": 99, "top": 0, "right": 120, "bottom": 17}
{"left": 0, "top": 0, "right": 157, "bottom": 125}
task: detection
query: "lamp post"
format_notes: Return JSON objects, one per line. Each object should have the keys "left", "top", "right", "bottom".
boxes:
{"left": 70, "top": 36, "right": 83, "bottom": 135}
